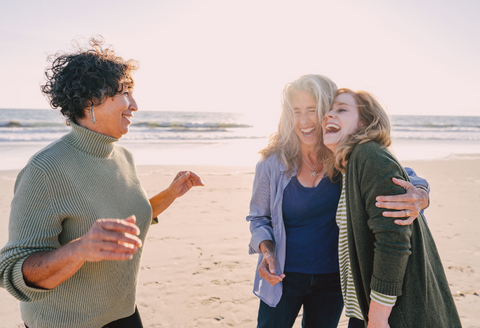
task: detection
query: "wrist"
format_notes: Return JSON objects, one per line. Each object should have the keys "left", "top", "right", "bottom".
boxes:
{"left": 415, "top": 186, "right": 430, "bottom": 209}
{"left": 259, "top": 240, "right": 274, "bottom": 255}
{"left": 368, "top": 298, "right": 392, "bottom": 323}
{"left": 70, "top": 238, "right": 88, "bottom": 263}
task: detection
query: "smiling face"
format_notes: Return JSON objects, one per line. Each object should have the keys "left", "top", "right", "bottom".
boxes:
{"left": 291, "top": 90, "right": 319, "bottom": 151}
{"left": 322, "top": 93, "right": 362, "bottom": 152}
{"left": 88, "top": 86, "right": 138, "bottom": 139}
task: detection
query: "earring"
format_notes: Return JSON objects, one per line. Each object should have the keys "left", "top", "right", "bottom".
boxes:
{"left": 90, "top": 105, "right": 96, "bottom": 124}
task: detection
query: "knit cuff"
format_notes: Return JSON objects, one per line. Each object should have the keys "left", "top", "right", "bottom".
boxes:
{"left": 370, "top": 275, "right": 403, "bottom": 297}
{"left": 10, "top": 257, "right": 54, "bottom": 302}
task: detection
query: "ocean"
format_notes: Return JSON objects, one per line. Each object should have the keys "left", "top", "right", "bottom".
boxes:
{"left": 1, "top": 108, "right": 480, "bottom": 171}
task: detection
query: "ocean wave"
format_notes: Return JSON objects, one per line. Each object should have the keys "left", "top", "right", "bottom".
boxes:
{"left": 131, "top": 121, "right": 252, "bottom": 129}
{"left": 393, "top": 123, "right": 480, "bottom": 129}
{"left": 0, "top": 121, "right": 65, "bottom": 128}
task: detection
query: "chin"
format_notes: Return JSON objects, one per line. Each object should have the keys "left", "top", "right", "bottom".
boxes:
{"left": 323, "top": 141, "right": 337, "bottom": 152}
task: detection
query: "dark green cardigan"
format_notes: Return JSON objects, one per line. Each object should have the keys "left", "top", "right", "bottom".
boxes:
{"left": 345, "top": 141, "right": 461, "bottom": 327}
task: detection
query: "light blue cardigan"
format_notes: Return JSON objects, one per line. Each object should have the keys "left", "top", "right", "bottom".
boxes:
{"left": 246, "top": 153, "right": 428, "bottom": 307}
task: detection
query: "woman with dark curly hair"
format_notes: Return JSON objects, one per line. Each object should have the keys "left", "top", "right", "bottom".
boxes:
{"left": 0, "top": 37, "right": 204, "bottom": 328}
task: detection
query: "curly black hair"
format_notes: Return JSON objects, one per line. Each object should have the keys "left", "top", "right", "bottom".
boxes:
{"left": 41, "top": 36, "right": 139, "bottom": 123}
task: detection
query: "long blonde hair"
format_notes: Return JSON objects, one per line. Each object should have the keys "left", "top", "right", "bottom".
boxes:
{"left": 260, "top": 74, "right": 338, "bottom": 178}
{"left": 331, "top": 88, "right": 392, "bottom": 172}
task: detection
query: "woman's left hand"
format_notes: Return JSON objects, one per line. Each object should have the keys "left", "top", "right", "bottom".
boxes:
{"left": 375, "top": 178, "right": 429, "bottom": 225}
{"left": 149, "top": 171, "right": 204, "bottom": 218}
{"left": 168, "top": 171, "right": 204, "bottom": 198}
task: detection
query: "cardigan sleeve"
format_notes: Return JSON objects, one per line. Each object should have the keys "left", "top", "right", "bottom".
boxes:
{"left": 246, "top": 159, "right": 274, "bottom": 254}
{"left": 352, "top": 142, "right": 413, "bottom": 296}
{"left": 0, "top": 165, "right": 61, "bottom": 302}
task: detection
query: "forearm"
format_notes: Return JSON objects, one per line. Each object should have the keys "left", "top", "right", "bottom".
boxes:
{"left": 368, "top": 299, "right": 392, "bottom": 328}
{"left": 149, "top": 188, "right": 177, "bottom": 218}
{"left": 259, "top": 240, "right": 275, "bottom": 255}
{"left": 22, "top": 239, "right": 85, "bottom": 290}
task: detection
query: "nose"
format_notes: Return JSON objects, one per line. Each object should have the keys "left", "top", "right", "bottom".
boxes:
{"left": 299, "top": 112, "right": 310, "bottom": 124}
{"left": 129, "top": 96, "right": 138, "bottom": 112}
{"left": 325, "top": 110, "right": 336, "bottom": 119}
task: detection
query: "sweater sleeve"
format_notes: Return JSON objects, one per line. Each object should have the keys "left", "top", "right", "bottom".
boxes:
{"left": 246, "top": 159, "right": 274, "bottom": 254}
{"left": 0, "top": 165, "right": 62, "bottom": 302}
{"left": 404, "top": 167, "right": 429, "bottom": 191}
{"left": 353, "top": 143, "right": 413, "bottom": 296}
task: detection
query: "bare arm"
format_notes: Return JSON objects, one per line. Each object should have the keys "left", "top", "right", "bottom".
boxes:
{"left": 149, "top": 171, "right": 204, "bottom": 219}
{"left": 23, "top": 216, "right": 141, "bottom": 290}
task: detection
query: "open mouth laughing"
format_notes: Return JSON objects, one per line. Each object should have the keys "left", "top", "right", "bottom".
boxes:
{"left": 301, "top": 127, "right": 315, "bottom": 137}
{"left": 325, "top": 123, "right": 340, "bottom": 133}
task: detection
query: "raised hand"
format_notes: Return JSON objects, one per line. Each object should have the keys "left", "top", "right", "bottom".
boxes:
{"left": 77, "top": 215, "right": 142, "bottom": 262}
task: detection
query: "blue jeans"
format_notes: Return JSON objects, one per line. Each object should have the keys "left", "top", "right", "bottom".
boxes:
{"left": 257, "top": 271, "right": 344, "bottom": 328}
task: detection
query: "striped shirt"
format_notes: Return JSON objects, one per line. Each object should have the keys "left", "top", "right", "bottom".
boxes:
{"left": 336, "top": 174, "right": 396, "bottom": 320}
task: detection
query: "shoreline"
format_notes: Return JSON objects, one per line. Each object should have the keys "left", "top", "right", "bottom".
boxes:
{"left": 1, "top": 137, "right": 480, "bottom": 172}
{"left": 0, "top": 160, "right": 479, "bottom": 327}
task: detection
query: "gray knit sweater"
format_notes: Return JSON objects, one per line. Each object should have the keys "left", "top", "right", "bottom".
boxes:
{"left": 0, "top": 122, "right": 153, "bottom": 328}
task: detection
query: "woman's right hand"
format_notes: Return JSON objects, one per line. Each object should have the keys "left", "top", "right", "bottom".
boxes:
{"left": 258, "top": 240, "right": 286, "bottom": 286}
{"left": 77, "top": 215, "right": 142, "bottom": 262}
{"left": 22, "top": 215, "right": 142, "bottom": 289}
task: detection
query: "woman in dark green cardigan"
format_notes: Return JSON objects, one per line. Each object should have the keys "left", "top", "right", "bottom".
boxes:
{"left": 321, "top": 88, "right": 461, "bottom": 328}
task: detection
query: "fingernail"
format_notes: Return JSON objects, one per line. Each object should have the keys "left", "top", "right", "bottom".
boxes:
{"left": 376, "top": 202, "right": 380, "bottom": 206}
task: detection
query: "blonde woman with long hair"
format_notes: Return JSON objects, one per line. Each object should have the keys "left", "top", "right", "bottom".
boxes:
{"left": 246, "top": 76, "right": 430, "bottom": 328}
{"left": 322, "top": 88, "right": 461, "bottom": 328}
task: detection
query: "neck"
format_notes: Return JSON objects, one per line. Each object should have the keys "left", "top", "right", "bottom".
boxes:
{"left": 300, "top": 145, "right": 317, "bottom": 163}
{"left": 77, "top": 116, "right": 95, "bottom": 132}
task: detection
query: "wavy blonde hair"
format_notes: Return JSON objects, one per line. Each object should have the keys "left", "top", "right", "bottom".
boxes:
{"left": 330, "top": 88, "right": 392, "bottom": 172}
{"left": 260, "top": 74, "right": 338, "bottom": 179}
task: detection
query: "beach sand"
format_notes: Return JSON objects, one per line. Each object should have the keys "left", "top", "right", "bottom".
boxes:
{"left": 0, "top": 159, "right": 479, "bottom": 328}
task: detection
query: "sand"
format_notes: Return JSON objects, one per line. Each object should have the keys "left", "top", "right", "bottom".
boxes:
{"left": 0, "top": 159, "right": 479, "bottom": 328}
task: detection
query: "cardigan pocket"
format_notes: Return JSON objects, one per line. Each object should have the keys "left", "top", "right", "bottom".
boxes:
{"left": 388, "top": 306, "right": 407, "bottom": 327}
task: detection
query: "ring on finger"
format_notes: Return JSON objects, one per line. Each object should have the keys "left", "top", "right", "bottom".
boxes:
{"left": 404, "top": 210, "right": 410, "bottom": 217}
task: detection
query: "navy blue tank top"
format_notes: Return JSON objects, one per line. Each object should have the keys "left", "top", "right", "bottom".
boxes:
{"left": 282, "top": 176, "right": 341, "bottom": 274}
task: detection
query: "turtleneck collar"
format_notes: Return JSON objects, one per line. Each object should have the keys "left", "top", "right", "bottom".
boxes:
{"left": 64, "top": 122, "right": 119, "bottom": 158}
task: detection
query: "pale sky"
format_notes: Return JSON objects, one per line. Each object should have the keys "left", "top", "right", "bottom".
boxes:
{"left": 1, "top": 0, "right": 479, "bottom": 117}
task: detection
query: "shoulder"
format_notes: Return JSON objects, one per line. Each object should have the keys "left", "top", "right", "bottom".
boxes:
{"left": 350, "top": 141, "right": 397, "bottom": 168}
{"left": 114, "top": 145, "right": 135, "bottom": 164}
{"left": 254, "top": 152, "right": 288, "bottom": 185}
{"left": 256, "top": 152, "right": 282, "bottom": 171}
{"left": 348, "top": 141, "right": 405, "bottom": 181}
{"left": 26, "top": 138, "right": 69, "bottom": 173}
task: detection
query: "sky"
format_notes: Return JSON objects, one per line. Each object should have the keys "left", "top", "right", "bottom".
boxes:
{"left": 1, "top": 0, "right": 479, "bottom": 117}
